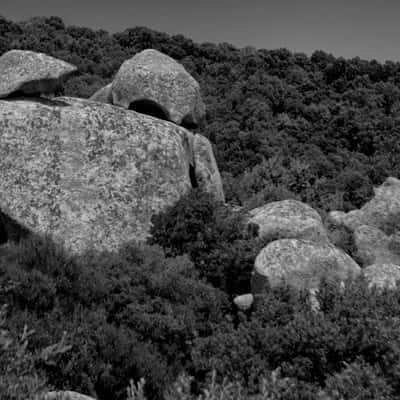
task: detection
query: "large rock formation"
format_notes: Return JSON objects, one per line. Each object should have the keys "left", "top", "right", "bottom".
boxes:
{"left": 363, "top": 263, "right": 400, "bottom": 290}
{"left": 193, "top": 134, "right": 225, "bottom": 202}
{"left": 248, "top": 199, "right": 328, "bottom": 243}
{"left": 252, "top": 239, "right": 361, "bottom": 293}
{"left": 0, "top": 50, "right": 77, "bottom": 98}
{"left": 0, "top": 97, "right": 194, "bottom": 254}
{"left": 111, "top": 49, "right": 205, "bottom": 127}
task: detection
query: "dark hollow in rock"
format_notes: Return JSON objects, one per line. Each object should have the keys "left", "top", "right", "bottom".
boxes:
{"left": 129, "top": 99, "right": 170, "bottom": 121}
{"left": 189, "top": 164, "right": 198, "bottom": 188}
{"left": 0, "top": 210, "right": 31, "bottom": 244}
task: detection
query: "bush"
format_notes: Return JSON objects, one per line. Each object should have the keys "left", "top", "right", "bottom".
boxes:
{"left": 150, "top": 189, "right": 264, "bottom": 295}
{"left": 0, "top": 237, "right": 228, "bottom": 400}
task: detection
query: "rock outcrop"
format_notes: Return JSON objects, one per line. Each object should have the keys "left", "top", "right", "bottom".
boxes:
{"left": 328, "top": 178, "right": 400, "bottom": 233}
{"left": 363, "top": 263, "right": 400, "bottom": 289}
{"left": 0, "top": 50, "right": 77, "bottom": 98}
{"left": 0, "top": 97, "right": 194, "bottom": 254}
{"left": 328, "top": 178, "right": 400, "bottom": 267}
{"left": 248, "top": 199, "right": 328, "bottom": 243}
{"left": 353, "top": 225, "right": 400, "bottom": 266}
{"left": 89, "top": 83, "right": 112, "bottom": 104}
{"left": 193, "top": 134, "right": 225, "bottom": 202}
{"left": 111, "top": 49, "right": 205, "bottom": 126}
{"left": 252, "top": 239, "right": 361, "bottom": 293}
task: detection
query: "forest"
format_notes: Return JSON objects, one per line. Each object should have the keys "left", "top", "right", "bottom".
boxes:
{"left": 2, "top": 14, "right": 400, "bottom": 400}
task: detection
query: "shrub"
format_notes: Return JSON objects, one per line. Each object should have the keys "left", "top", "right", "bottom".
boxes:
{"left": 149, "top": 189, "right": 264, "bottom": 295}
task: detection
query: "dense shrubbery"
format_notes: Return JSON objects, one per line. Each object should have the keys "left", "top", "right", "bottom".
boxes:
{"left": 150, "top": 189, "right": 265, "bottom": 295}
{"left": 0, "top": 237, "right": 228, "bottom": 399}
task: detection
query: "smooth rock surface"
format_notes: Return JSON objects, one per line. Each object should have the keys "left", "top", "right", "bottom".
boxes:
{"left": 233, "top": 294, "right": 254, "bottom": 311}
{"left": 193, "top": 134, "right": 225, "bottom": 202}
{"left": 252, "top": 239, "right": 361, "bottom": 292}
{"left": 0, "top": 97, "right": 193, "bottom": 254}
{"left": 45, "top": 391, "right": 95, "bottom": 400}
{"left": 89, "top": 83, "right": 112, "bottom": 104}
{"left": 111, "top": 49, "right": 205, "bottom": 126}
{"left": 248, "top": 200, "right": 328, "bottom": 243}
{"left": 0, "top": 50, "right": 77, "bottom": 98}
{"left": 363, "top": 263, "right": 400, "bottom": 289}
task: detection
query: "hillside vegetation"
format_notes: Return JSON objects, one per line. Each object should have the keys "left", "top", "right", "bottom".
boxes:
{"left": 2, "top": 15, "right": 400, "bottom": 400}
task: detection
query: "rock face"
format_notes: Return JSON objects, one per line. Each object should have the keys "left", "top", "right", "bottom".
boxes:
{"left": 248, "top": 200, "right": 328, "bottom": 243}
{"left": 252, "top": 239, "right": 361, "bottom": 293}
{"left": 0, "top": 50, "right": 77, "bottom": 98}
{"left": 363, "top": 264, "right": 400, "bottom": 289}
{"left": 111, "top": 49, "right": 205, "bottom": 126}
{"left": 89, "top": 83, "right": 112, "bottom": 104}
{"left": 193, "top": 134, "right": 225, "bottom": 202}
{"left": 0, "top": 97, "right": 194, "bottom": 254}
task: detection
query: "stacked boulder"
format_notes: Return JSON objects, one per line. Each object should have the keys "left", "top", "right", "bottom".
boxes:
{"left": 0, "top": 48, "right": 224, "bottom": 254}
{"left": 235, "top": 200, "right": 361, "bottom": 311}
{"left": 329, "top": 177, "right": 400, "bottom": 289}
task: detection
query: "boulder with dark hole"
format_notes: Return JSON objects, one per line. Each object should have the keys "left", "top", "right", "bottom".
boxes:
{"left": 0, "top": 49, "right": 77, "bottom": 98}
{"left": 111, "top": 49, "right": 205, "bottom": 126}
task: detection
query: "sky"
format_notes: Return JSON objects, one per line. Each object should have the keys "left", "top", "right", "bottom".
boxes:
{"left": 1, "top": 0, "right": 400, "bottom": 62}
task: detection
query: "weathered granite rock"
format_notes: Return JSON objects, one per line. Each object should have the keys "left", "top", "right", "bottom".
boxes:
{"left": 252, "top": 239, "right": 361, "bottom": 293}
{"left": 353, "top": 224, "right": 400, "bottom": 267}
{"left": 0, "top": 50, "right": 77, "bottom": 98}
{"left": 329, "top": 177, "right": 400, "bottom": 234}
{"left": 233, "top": 293, "right": 254, "bottom": 311}
{"left": 327, "top": 209, "right": 364, "bottom": 231}
{"left": 0, "top": 97, "right": 194, "bottom": 254}
{"left": 248, "top": 200, "right": 328, "bottom": 243}
{"left": 111, "top": 49, "right": 205, "bottom": 126}
{"left": 89, "top": 83, "right": 112, "bottom": 104}
{"left": 193, "top": 134, "right": 225, "bottom": 202}
{"left": 45, "top": 391, "right": 95, "bottom": 400}
{"left": 363, "top": 263, "right": 400, "bottom": 289}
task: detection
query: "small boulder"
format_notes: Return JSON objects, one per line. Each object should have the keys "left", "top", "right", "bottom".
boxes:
{"left": 193, "top": 134, "right": 225, "bottom": 202}
{"left": 89, "top": 83, "right": 112, "bottom": 104}
{"left": 252, "top": 239, "right": 361, "bottom": 293}
{"left": 111, "top": 49, "right": 205, "bottom": 126}
{"left": 248, "top": 200, "right": 328, "bottom": 243}
{"left": 233, "top": 294, "right": 254, "bottom": 311}
{"left": 363, "top": 263, "right": 400, "bottom": 289}
{"left": 0, "top": 50, "right": 77, "bottom": 98}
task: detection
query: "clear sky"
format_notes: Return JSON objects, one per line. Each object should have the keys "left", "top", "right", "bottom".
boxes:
{"left": 1, "top": 0, "right": 400, "bottom": 62}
